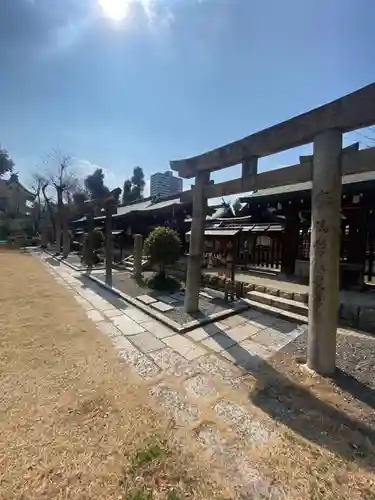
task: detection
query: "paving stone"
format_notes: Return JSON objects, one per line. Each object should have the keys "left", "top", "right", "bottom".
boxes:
{"left": 184, "top": 375, "right": 217, "bottom": 399}
{"left": 119, "top": 346, "right": 161, "bottom": 379}
{"left": 220, "top": 314, "right": 248, "bottom": 329}
{"left": 98, "top": 321, "right": 123, "bottom": 339}
{"left": 150, "top": 384, "right": 199, "bottom": 425}
{"left": 87, "top": 298, "right": 114, "bottom": 312}
{"left": 74, "top": 295, "right": 94, "bottom": 310}
{"left": 197, "top": 425, "right": 280, "bottom": 499}
{"left": 221, "top": 345, "right": 263, "bottom": 372}
{"left": 87, "top": 309, "right": 105, "bottom": 323}
{"left": 112, "top": 315, "right": 145, "bottom": 335}
{"left": 214, "top": 400, "right": 273, "bottom": 445}
{"left": 201, "top": 333, "right": 237, "bottom": 353}
{"left": 163, "top": 335, "right": 207, "bottom": 360}
{"left": 157, "top": 295, "right": 178, "bottom": 304}
{"left": 201, "top": 323, "right": 224, "bottom": 335}
{"left": 123, "top": 307, "right": 153, "bottom": 323}
{"left": 248, "top": 313, "right": 279, "bottom": 329}
{"left": 104, "top": 309, "right": 125, "bottom": 318}
{"left": 225, "top": 323, "right": 262, "bottom": 343}
{"left": 213, "top": 321, "right": 231, "bottom": 331}
{"left": 240, "top": 338, "right": 275, "bottom": 358}
{"left": 194, "top": 354, "right": 244, "bottom": 387}
{"left": 151, "top": 301, "right": 174, "bottom": 312}
{"left": 149, "top": 348, "right": 198, "bottom": 377}
{"left": 251, "top": 327, "right": 293, "bottom": 350}
{"left": 111, "top": 335, "right": 134, "bottom": 350}
{"left": 137, "top": 294, "right": 157, "bottom": 305}
{"left": 186, "top": 328, "right": 211, "bottom": 342}
{"left": 130, "top": 331, "right": 165, "bottom": 353}
{"left": 142, "top": 320, "right": 174, "bottom": 339}
{"left": 197, "top": 424, "right": 228, "bottom": 457}
{"left": 271, "top": 318, "right": 298, "bottom": 334}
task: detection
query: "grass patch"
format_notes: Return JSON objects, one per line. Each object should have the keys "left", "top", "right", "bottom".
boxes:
{"left": 132, "top": 442, "right": 167, "bottom": 467}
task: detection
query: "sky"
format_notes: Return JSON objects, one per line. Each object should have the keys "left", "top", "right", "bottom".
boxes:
{"left": 0, "top": 0, "right": 374, "bottom": 202}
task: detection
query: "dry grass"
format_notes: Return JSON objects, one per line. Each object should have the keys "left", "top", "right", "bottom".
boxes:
{"left": 0, "top": 251, "right": 228, "bottom": 500}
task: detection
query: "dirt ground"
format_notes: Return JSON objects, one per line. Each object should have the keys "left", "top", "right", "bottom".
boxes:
{"left": 0, "top": 251, "right": 228, "bottom": 500}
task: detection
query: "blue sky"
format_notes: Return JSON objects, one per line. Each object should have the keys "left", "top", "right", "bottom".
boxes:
{"left": 0, "top": 0, "right": 374, "bottom": 200}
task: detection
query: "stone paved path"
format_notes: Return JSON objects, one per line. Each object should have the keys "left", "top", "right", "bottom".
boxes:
{"left": 37, "top": 252, "right": 307, "bottom": 498}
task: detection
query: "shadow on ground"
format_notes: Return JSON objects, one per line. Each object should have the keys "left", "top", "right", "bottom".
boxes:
{"left": 76, "top": 274, "right": 131, "bottom": 310}
{"left": 201, "top": 316, "right": 375, "bottom": 468}
{"left": 46, "top": 254, "right": 375, "bottom": 469}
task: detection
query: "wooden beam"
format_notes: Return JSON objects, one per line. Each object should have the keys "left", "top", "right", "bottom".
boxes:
{"left": 170, "top": 83, "right": 375, "bottom": 178}
{"left": 179, "top": 147, "right": 375, "bottom": 201}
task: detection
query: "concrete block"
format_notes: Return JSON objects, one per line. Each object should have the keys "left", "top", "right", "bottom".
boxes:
{"left": 243, "top": 284, "right": 255, "bottom": 293}
{"left": 293, "top": 292, "right": 308, "bottom": 304}
{"left": 279, "top": 290, "right": 294, "bottom": 300}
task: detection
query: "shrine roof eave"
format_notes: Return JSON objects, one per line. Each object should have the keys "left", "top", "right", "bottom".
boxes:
{"left": 239, "top": 171, "right": 375, "bottom": 204}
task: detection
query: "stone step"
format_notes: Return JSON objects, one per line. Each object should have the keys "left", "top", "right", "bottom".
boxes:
{"left": 246, "top": 290, "right": 309, "bottom": 317}
{"left": 243, "top": 297, "right": 308, "bottom": 325}
{"left": 247, "top": 283, "right": 308, "bottom": 304}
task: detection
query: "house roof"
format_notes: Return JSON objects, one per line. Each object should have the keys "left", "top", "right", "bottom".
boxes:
{"left": 72, "top": 193, "right": 191, "bottom": 224}
{"left": 239, "top": 171, "right": 375, "bottom": 203}
{"left": 0, "top": 179, "right": 35, "bottom": 200}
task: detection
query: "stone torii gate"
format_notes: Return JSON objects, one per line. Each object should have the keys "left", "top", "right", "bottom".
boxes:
{"left": 170, "top": 82, "right": 375, "bottom": 377}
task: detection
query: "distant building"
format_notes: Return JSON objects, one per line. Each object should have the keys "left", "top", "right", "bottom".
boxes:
{"left": 0, "top": 177, "right": 34, "bottom": 216}
{"left": 150, "top": 171, "right": 183, "bottom": 199}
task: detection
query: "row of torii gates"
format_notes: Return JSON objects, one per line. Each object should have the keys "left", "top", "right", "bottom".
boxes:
{"left": 170, "top": 82, "right": 375, "bottom": 377}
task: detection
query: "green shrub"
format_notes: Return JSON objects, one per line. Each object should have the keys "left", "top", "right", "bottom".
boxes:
{"left": 143, "top": 227, "right": 181, "bottom": 277}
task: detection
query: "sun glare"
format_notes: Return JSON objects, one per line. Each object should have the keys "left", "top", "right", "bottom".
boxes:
{"left": 99, "top": 0, "right": 131, "bottom": 21}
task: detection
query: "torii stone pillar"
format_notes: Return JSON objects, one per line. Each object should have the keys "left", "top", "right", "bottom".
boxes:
{"left": 307, "top": 129, "right": 343, "bottom": 376}
{"left": 185, "top": 171, "right": 210, "bottom": 313}
{"left": 105, "top": 205, "right": 113, "bottom": 286}
{"left": 133, "top": 234, "right": 143, "bottom": 279}
{"left": 62, "top": 205, "right": 70, "bottom": 258}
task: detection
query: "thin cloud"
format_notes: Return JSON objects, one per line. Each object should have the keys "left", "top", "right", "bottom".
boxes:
{"left": 73, "top": 158, "right": 121, "bottom": 189}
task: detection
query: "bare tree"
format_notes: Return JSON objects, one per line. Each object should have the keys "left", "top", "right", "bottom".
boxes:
{"left": 43, "top": 149, "right": 74, "bottom": 255}
{"left": 30, "top": 173, "right": 45, "bottom": 235}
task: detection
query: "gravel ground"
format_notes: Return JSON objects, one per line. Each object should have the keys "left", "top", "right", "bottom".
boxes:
{"left": 249, "top": 327, "right": 375, "bottom": 462}
{"left": 98, "top": 271, "right": 246, "bottom": 326}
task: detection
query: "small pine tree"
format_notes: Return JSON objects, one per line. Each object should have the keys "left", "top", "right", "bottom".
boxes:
{"left": 143, "top": 227, "right": 181, "bottom": 278}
